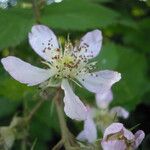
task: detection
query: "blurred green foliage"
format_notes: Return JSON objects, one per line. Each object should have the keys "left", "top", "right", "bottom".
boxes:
{"left": 0, "top": 0, "right": 150, "bottom": 149}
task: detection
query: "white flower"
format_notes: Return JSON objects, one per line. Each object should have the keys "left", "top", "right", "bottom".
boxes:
{"left": 1, "top": 25, "right": 121, "bottom": 120}
{"left": 101, "top": 123, "right": 145, "bottom": 150}
{"left": 0, "top": 0, "right": 17, "bottom": 9}
{"left": 54, "top": 0, "right": 62, "bottom": 2}
{"left": 46, "top": 0, "right": 62, "bottom": 5}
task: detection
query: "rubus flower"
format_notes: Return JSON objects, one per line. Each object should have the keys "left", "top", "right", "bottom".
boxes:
{"left": 46, "top": 0, "right": 63, "bottom": 5}
{"left": 0, "top": 0, "right": 17, "bottom": 9}
{"left": 101, "top": 123, "right": 145, "bottom": 150}
{"left": 1, "top": 25, "right": 121, "bottom": 120}
{"left": 77, "top": 90, "right": 129, "bottom": 143}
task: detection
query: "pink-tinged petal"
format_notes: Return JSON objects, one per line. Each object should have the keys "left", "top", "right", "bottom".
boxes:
{"left": 1, "top": 56, "right": 53, "bottom": 86}
{"left": 110, "top": 106, "right": 129, "bottom": 119}
{"left": 95, "top": 89, "right": 113, "bottom": 109}
{"left": 61, "top": 79, "right": 87, "bottom": 121}
{"left": 77, "top": 114, "right": 97, "bottom": 143}
{"left": 29, "top": 25, "right": 59, "bottom": 62}
{"left": 74, "top": 30, "right": 102, "bottom": 59}
{"left": 134, "top": 130, "right": 145, "bottom": 148}
{"left": 123, "top": 128, "right": 134, "bottom": 141}
{"left": 77, "top": 70, "right": 121, "bottom": 94}
{"left": 103, "top": 123, "right": 123, "bottom": 139}
{"left": 101, "top": 140, "right": 126, "bottom": 150}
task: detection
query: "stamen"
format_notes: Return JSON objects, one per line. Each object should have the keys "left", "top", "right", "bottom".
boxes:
{"left": 41, "top": 61, "right": 52, "bottom": 67}
{"left": 70, "top": 78, "right": 82, "bottom": 88}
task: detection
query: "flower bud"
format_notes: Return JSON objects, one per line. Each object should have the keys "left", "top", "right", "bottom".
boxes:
{"left": 0, "top": 126, "right": 15, "bottom": 149}
{"left": 101, "top": 123, "right": 145, "bottom": 150}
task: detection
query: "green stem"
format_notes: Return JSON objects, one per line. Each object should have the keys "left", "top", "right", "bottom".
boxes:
{"left": 52, "top": 139, "right": 63, "bottom": 150}
{"left": 21, "top": 139, "right": 26, "bottom": 150}
{"left": 26, "top": 99, "right": 45, "bottom": 122}
{"left": 54, "top": 89, "right": 70, "bottom": 149}
{"left": 32, "top": 0, "right": 41, "bottom": 23}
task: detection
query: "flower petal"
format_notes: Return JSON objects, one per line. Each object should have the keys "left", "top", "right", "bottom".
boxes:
{"left": 95, "top": 89, "right": 113, "bottom": 109}
{"left": 110, "top": 106, "right": 129, "bottom": 119}
{"left": 54, "top": 0, "right": 63, "bottom": 2}
{"left": 77, "top": 70, "right": 121, "bottom": 94}
{"left": 61, "top": 79, "right": 87, "bottom": 121}
{"left": 29, "top": 25, "right": 59, "bottom": 62}
{"left": 101, "top": 140, "right": 126, "bottom": 150}
{"left": 103, "top": 123, "right": 123, "bottom": 139}
{"left": 123, "top": 128, "right": 134, "bottom": 141}
{"left": 74, "top": 29, "right": 102, "bottom": 59}
{"left": 84, "top": 116, "right": 97, "bottom": 143}
{"left": 1, "top": 56, "right": 53, "bottom": 86}
{"left": 134, "top": 130, "right": 145, "bottom": 148}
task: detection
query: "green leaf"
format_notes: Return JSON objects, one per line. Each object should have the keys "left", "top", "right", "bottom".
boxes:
{"left": 0, "top": 8, "right": 34, "bottom": 49}
{"left": 92, "top": 0, "right": 113, "bottom": 2}
{"left": 123, "top": 18, "right": 150, "bottom": 53}
{"left": 30, "top": 117, "right": 53, "bottom": 141}
{"left": 41, "top": 0, "right": 120, "bottom": 31}
{"left": 112, "top": 45, "right": 149, "bottom": 110}
{"left": 142, "top": 133, "right": 150, "bottom": 150}
{"left": 0, "top": 97, "right": 20, "bottom": 119}
{"left": 0, "top": 70, "right": 37, "bottom": 101}
{"left": 96, "top": 42, "right": 119, "bottom": 70}
{"left": 28, "top": 100, "right": 60, "bottom": 149}
{"left": 29, "top": 100, "right": 59, "bottom": 132}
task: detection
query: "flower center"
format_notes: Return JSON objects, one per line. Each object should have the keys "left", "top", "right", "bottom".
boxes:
{"left": 43, "top": 41, "right": 96, "bottom": 81}
{"left": 49, "top": 53, "right": 81, "bottom": 79}
{"left": 61, "top": 55, "right": 74, "bottom": 66}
